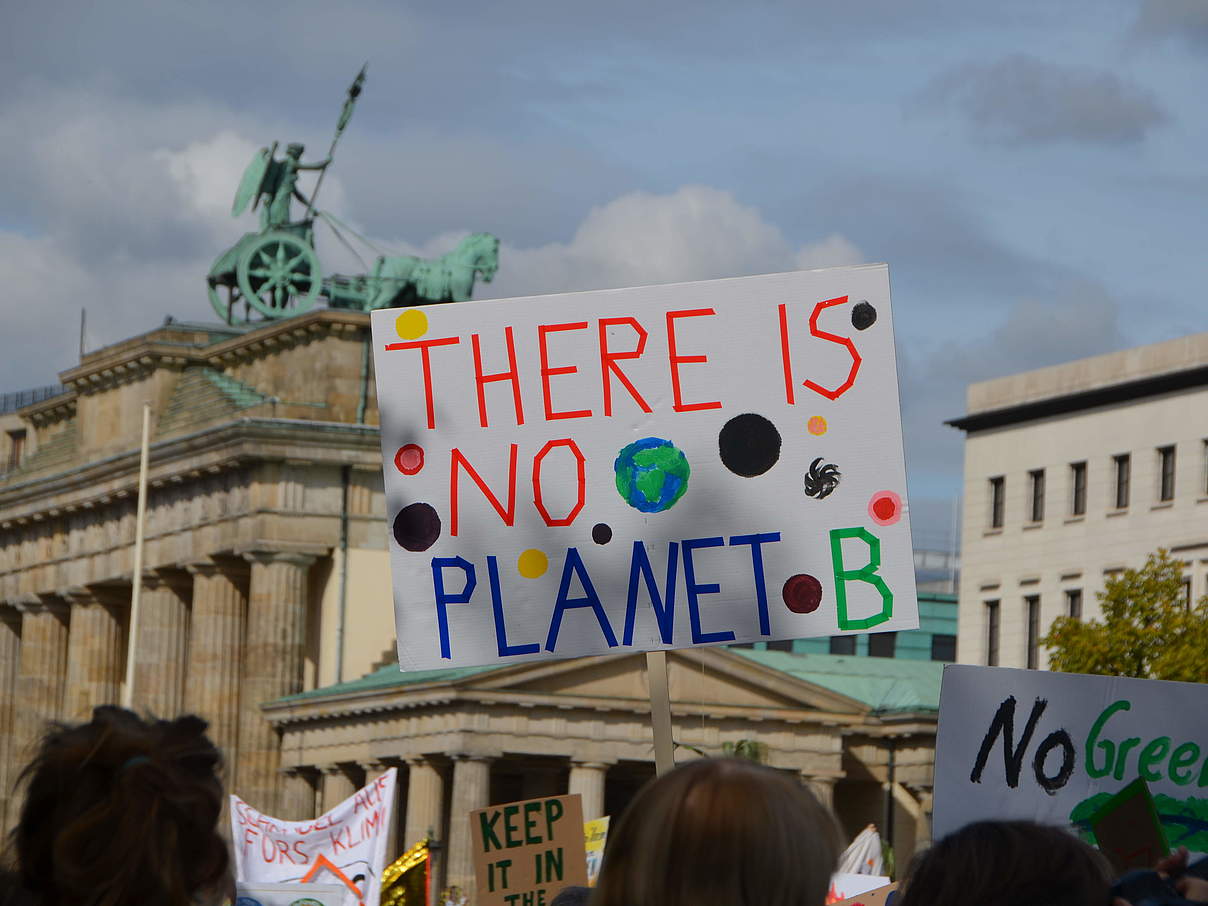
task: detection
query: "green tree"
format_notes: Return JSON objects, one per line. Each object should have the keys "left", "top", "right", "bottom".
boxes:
{"left": 1043, "top": 550, "right": 1208, "bottom": 682}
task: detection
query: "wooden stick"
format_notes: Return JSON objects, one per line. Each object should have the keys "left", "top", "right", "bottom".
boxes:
{"left": 122, "top": 401, "right": 151, "bottom": 709}
{"left": 645, "top": 650, "right": 675, "bottom": 776}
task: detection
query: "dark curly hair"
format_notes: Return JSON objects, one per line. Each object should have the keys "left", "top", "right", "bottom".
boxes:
{"left": 9, "top": 706, "right": 230, "bottom": 906}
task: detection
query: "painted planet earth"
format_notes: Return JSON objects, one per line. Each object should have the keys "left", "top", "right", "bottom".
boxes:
{"left": 614, "top": 437, "right": 691, "bottom": 513}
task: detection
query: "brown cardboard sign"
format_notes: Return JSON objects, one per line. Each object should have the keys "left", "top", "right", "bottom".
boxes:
{"left": 1090, "top": 777, "right": 1169, "bottom": 875}
{"left": 471, "top": 793, "right": 589, "bottom": 906}
{"left": 829, "top": 882, "right": 897, "bottom": 906}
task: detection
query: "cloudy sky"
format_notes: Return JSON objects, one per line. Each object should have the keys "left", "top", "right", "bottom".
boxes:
{"left": 3, "top": 0, "right": 1205, "bottom": 547}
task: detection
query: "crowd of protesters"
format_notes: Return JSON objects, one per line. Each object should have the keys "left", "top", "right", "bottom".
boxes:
{"left": 2, "top": 707, "right": 1206, "bottom": 906}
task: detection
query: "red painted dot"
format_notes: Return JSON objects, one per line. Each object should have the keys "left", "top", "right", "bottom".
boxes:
{"left": 868, "top": 490, "right": 902, "bottom": 526}
{"left": 394, "top": 444, "right": 425, "bottom": 475}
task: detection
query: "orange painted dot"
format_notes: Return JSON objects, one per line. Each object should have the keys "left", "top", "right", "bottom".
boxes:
{"left": 807, "top": 416, "right": 828, "bottom": 436}
{"left": 395, "top": 309, "right": 428, "bottom": 340}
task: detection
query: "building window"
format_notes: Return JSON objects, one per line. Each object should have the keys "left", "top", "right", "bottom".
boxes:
{"left": 1113, "top": 453, "right": 1130, "bottom": 509}
{"left": 989, "top": 476, "right": 1005, "bottom": 528}
{"left": 766, "top": 639, "right": 793, "bottom": 652}
{"left": 930, "top": 634, "right": 956, "bottom": 662}
{"left": 1065, "top": 589, "right": 1082, "bottom": 620}
{"left": 1181, "top": 577, "right": 1192, "bottom": 610}
{"left": 5, "top": 430, "right": 25, "bottom": 473}
{"left": 986, "top": 600, "right": 1000, "bottom": 666}
{"left": 829, "top": 636, "right": 856, "bottom": 655}
{"left": 1158, "top": 445, "right": 1176, "bottom": 501}
{"left": 1025, "top": 595, "right": 1041, "bottom": 669}
{"left": 1070, "top": 462, "right": 1087, "bottom": 516}
{"left": 1028, "top": 469, "right": 1045, "bottom": 522}
{"left": 868, "top": 632, "right": 896, "bottom": 658}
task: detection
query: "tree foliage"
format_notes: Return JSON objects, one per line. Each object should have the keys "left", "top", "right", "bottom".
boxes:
{"left": 1043, "top": 550, "right": 1208, "bottom": 682}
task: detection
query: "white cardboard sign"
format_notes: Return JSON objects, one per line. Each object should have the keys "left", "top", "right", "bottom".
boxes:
{"left": 371, "top": 267, "right": 917, "bottom": 671}
{"left": 231, "top": 769, "right": 397, "bottom": 906}
{"left": 932, "top": 666, "right": 1208, "bottom": 850}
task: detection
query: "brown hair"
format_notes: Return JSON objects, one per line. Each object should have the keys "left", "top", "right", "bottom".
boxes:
{"left": 898, "top": 820, "right": 1112, "bottom": 906}
{"left": 10, "top": 706, "right": 230, "bottom": 906}
{"left": 592, "top": 758, "right": 841, "bottom": 906}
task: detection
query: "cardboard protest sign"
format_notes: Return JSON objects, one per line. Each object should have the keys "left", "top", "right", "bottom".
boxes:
{"left": 828, "top": 874, "right": 892, "bottom": 903}
{"left": 933, "top": 666, "right": 1208, "bottom": 852}
{"left": 235, "top": 881, "right": 346, "bottom": 906}
{"left": 583, "top": 816, "right": 609, "bottom": 885}
{"left": 231, "top": 769, "right": 397, "bottom": 906}
{"left": 471, "top": 793, "right": 589, "bottom": 906}
{"left": 1089, "top": 778, "right": 1170, "bottom": 874}
{"left": 371, "top": 267, "right": 917, "bottom": 670}
{"left": 828, "top": 882, "right": 897, "bottom": 906}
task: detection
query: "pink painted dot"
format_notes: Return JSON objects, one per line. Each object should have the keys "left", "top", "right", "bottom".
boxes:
{"left": 394, "top": 444, "right": 425, "bottom": 475}
{"left": 868, "top": 490, "right": 902, "bottom": 526}
{"left": 807, "top": 415, "right": 828, "bottom": 436}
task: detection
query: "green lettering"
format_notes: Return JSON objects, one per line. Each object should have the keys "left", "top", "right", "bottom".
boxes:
{"left": 1199, "top": 754, "right": 1208, "bottom": 788}
{"left": 1138, "top": 737, "right": 1171, "bottom": 783}
{"left": 1084, "top": 700, "right": 1130, "bottom": 779}
{"left": 544, "top": 798, "right": 564, "bottom": 839}
{"left": 504, "top": 805, "right": 521, "bottom": 847}
{"left": 829, "top": 527, "right": 893, "bottom": 630}
{"left": 1114, "top": 737, "right": 1143, "bottom": 781}
{"left": 524, "top": 801, "right": 542, "bottom": 845}
{"left": 480, "top": 810, "right": 504, "bottom": 852}
{"left": 1170, "top": 742, "right": 1200, "bottom": 785}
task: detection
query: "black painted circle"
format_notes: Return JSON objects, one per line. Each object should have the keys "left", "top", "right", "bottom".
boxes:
{"left": 592, "top": 523, "right": 613, "bottom": 545}
{"left": 392, "top": 502, "right": 441, "bottom": 552}
{"left": 718, "top": 413, "right": 782, "bottom": 477}
{"left": 851, "top": 301, "right": 877, "bottom": 330}
{"left": 782, "top": 574, "right": 823, "bottom": 614}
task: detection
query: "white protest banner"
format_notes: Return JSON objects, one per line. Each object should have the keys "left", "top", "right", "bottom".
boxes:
{"left": 932, "top": 666, "right": 1208, "bottom": 851}
{"left": 829, "top": 874, "right": 891, "bottom": 902}
{"left": 372, "top": 267, "right": 917, "bottom": 670}
{"left": 231, "top": 768, "right": 397, "bottom": 906}
{"left": 235, "top": 881, "right": 346, "bottom": 906}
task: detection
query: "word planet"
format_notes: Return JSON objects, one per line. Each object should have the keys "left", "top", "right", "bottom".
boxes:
{"left": 613, "top": 437, "right": 690, "bottom": 513}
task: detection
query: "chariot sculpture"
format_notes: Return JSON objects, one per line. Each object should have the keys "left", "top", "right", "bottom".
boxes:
{"left": 207, "top": 67, "right": 500, "bottom": 326}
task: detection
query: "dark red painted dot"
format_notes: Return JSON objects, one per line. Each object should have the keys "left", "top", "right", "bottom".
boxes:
{"left": 592, "top": 523, "right": 613, "bottom": 544}
{"left": 394, "top": 444, "right": 425, "bottom": 475}
{"left": 873, "top": 497, "right": 897, "bottom": 521}
{"left": 393, "top": 502, "right": 441, "bottom": 552}
{"left": 782, "top": 573, "right": 822, "bottom": 614}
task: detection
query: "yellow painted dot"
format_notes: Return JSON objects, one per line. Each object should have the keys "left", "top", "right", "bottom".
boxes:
{"left": 517, "top": 549, "right": 549, "bottom": 579}
{"left": 395, "top": 309, "right": 429, "bottom": 340}
{"left": 808, "top": 415, "right": 828, "bottom": 436}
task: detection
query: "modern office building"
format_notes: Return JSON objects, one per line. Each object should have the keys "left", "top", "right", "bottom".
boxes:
{"left": 948, "top": 332, "right": 1208, "bottom": 669}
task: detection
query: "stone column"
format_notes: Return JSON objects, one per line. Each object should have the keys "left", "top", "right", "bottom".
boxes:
{"left": 12, "top": 598, "right": 69, "bottom": 768}
{"left": 281, "top": 768, "right": 317, "bottom": 821}
{"left": 405, "top": 758, "right": 447, "bottom": 906}
{"left": 62, "top": 588, "right": 126, "bottom": 720}
{"left": 568, "top": 761, "right": 609, "bottom": 821}
{"left": 0, "top": 606, "right": 21, "bottom": 833}
{"left": 446, "top": 756, "right": 493, "bottom": 901}
{"left": 365, "top": 760, "right": 402, "bottom": 860}
{"left": 238, "top": 552, "right": 315, "bottom": 814}
{"left": 184, "top": 561, "right": 246, "bottom": 770}
{"left": 132, "top": 570, "right": 190, "bottom": 717}
{"left": 802, "top": 774, "right": 836, "bottom": 810}
{"left": 320, "top": 764, "right": 359, "bottom": 813}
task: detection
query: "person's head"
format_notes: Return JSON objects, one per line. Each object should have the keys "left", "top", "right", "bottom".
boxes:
{"left": 12, "top": 706, "right": 229, "bottom": 906}
{"left": 549, "top": 886, "right": 591, "bottom": 906}
{"left": 898, "top": 820, "right": 1113, "bottom": 906}
{"left": 592, "top": 758, "right": 841, "bottom": 906}
{"left": 286, "top": 142, "right": 304, "bottom": 159}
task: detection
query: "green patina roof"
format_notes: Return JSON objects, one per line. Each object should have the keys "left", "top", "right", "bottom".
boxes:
{"left": 276, "top": 648, "right": 942, "bottom": 714}
{"left": 729, "top": 649, "right": 943, "bottom": 713}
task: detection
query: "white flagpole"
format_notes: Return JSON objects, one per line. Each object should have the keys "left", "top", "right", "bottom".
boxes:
{"left": 122, "top": 401, "right": 151, "bottom": 709}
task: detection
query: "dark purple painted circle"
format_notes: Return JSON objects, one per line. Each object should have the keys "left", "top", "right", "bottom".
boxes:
{"left": 782, "top": 573, "right": 823, "bottom": 614}
{"left": 393, "top": 502, "right": 441, "bottom": 552}
{"left": 851, "top": 301, "right": 877, "bottom": 330}
{"left": 592, "top": 522, "right": 613, "bottom": 545}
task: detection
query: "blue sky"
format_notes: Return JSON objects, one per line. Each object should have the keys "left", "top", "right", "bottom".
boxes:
{"left": 1, "top": 0, "right": 1205, "bottom": 546}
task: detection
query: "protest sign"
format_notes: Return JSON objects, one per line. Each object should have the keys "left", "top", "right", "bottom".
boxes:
{"left": 1089, "top": 778, "right": 1169, "bottom": 874}
{"left": 583, "top": 816, "right": 609, "bottom": 885}
{"left": 371, "top": 267, "right": 917, "bottom": 670}
{"left": 471, "top": 793, "right": 589, "bottom": 906}
{"left": 828, "top": 882, "right": 897, "bottom": 906}
{"left": 933, "top": 666, "right": 1208, "bottom": 851}
{"left": 231, "top": 769, "right": 397, "bottom": 906}
{"left": 235, "top": 882, "right": 346, "bottom": 906}
{"left": 829, "top": 873, "right": 892, "bottom": 903}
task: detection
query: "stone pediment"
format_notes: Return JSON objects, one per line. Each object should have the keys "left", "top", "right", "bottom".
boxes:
{"left": 465, "top": 648, "right": 868, "bottom": 717}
